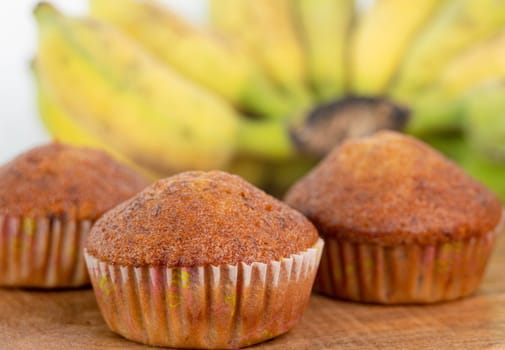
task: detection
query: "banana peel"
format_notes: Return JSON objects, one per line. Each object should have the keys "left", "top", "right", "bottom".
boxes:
{"left": 350, "top": 0, "right": 442, "bottom": 95}
{"left": 392, "top": 0, "right": 505, "bottom": 102}
{"left": 34, "top": 61, "right": 162, "bottom": 180}
{"left": 90, "top": 0, "right": 296, "bottom": 120}
{"left": 209, "top": 0, "right": 313, "bottom": 109}
{"left": 293, "top": 0, "right": 353, "bottom": 101}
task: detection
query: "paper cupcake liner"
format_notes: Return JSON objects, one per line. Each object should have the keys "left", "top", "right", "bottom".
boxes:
{"left": 315, "top": 221, "right": 503, "bottom": 304}
{"left": 85, "top": 238, "right": 323, "bottom": 349}
{"left": 0, "top": 215, "right": 91, "bottom": 288}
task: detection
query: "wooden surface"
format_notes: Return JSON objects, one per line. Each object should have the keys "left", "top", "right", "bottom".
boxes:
{"left": 3, "top": 237, "right": 505, "bottom": 350}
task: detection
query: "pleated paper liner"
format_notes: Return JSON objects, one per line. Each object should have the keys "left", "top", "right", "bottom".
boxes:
{"left": 315, "top": 214, "right": 505, "bottom": 304}
{"left": 0, "top": 215, "right": 91, "bottom": 288}
{"left": 85, "top": 238, "right": 324, "bottom": 349}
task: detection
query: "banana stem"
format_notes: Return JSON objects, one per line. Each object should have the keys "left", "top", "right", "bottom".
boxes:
{"left": 34, "top": 2, "right": 59, "bottom": 24}
{"left": 236, "top": 119, "right": 296, "bottom": 160}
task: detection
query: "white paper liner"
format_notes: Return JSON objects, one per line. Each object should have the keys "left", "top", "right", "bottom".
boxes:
{"left": 0, "top": 215, "right": 91, "bottom": 288}
{"left": 315, "top": 215, "right": 504, "bottom": 304}
{"left": 85, "top": 238, "right": 323, "bottom": 349}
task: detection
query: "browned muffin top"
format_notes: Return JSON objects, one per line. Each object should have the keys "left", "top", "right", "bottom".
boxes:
{"left": 285, "top": 131, "right": 503, "bottom": 245}
{"left": 86, "top": 171, "right": 319, "bottom": 267}
{"left": 0, "top": 143, "right": 149, "bottom": 220}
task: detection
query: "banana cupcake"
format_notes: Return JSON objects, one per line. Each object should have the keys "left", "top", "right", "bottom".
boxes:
{"left": 285, "top": 131, "right": 503, "bottom": 304}
{"left": 0, "top": 143, "right": 148, "bottom": 288}
{"left": 85, "top": 170, "right": 323, "bottom": 349}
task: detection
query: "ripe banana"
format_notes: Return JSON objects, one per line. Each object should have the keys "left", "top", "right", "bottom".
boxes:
{"left": 34, "top": 66, "right": 161, "bottom": 180}
{"left": 392, "top": 0, "right": 505, "bottom": 102}
{"left": 293, "top": 0, "right": 353, "bottom": 102}
{"left": 209, "top": 0, "right": 312, "bottom": 109}
{"left": 436, "top": 32, "right": 505, "bottom": 99}
{"left": 90, "top": 0, "right": 294, "bottom": 120}
{"left": 407, "top": 31, "right": 505, "bottom": 136}
{"left": 35, "top": 3, "right": 298, "bottom": 176}
{"left": 350, "top": 0, "right": 443, "bottom": 96}
{"left": 36, "top": 56, "right": 275, "bottom": 188}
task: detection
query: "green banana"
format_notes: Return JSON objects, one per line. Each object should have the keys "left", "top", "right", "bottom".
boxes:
{"left": 35, "top": 3, "right": 297, "bottom": 175}
{"left": 407, "top": 32, "right": 505, "bottom": 136}
{"left": 464, "top": 82, "right": 505, "bottom": 162}
{"left": 392, "top": 0, "right": 505, "bottom": 102}
{"left": 209, "top": 0, "right": 312, "bottom": 108}
{"left": 90, "top": 0, "right": 295, "bottom": 120}
{"left": 293, "top": 0, "right": 353, "bottom": 101}
{"left": 350, "top": 0, "right": 443, "bottom": 95}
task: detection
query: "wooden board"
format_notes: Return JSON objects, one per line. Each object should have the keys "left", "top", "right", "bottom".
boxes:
{"left": 3, "top": 237, "right": 505, "bottom": 350}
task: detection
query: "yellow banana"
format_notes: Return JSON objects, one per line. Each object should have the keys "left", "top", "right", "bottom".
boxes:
{"left": 209, "top": 0, "right": 312, "bottom": 108}
{"left": 36, "top": 59, "right": 276, "bottom": 187}
{"left": 436, "top": 32, "right": 505, "bottom": 99}
{"left": 293, "top": 0, "right": 353, "bottom": 101}
{"left": 35, "top": 68, "right": 161, "bottom": 180}
{"left": 350, "top": 0, "right": 443, "bottom": 95}
{"left": 35, "top": 4, "right": 298, "bottom": 175}
{"left": 407, "top": 32, "right": 505, "bottom": 136}
{"left": 392, "top": 0, "right": 505, "bottom": 102}
{"left": 37, "top": 68, "right": 279, "bottom": 188}
{"left": 90, "top": 0, "right": 294, "bottom": 120}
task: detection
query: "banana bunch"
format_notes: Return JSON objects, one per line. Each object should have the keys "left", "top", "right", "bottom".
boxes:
{"left": 210, "top": 0, "right": 311, "bottom": 108}
{"left": 89, "top": 0, "right": 296, "bottom": 120}
{"left": 392, "top": 0, "right": 505, "bottom": 102}
{"left": 34, "top": 3, "right": 306, "bottom": 188}
{"left": 350, "top": 0, "right": 442, "bottom": 96}
{"left": 293, "top": 0, "right": 353, "bottom": 101}
{"left": 34, "top": 0, "right": 505, "bottom": 199}
{"left": 406, "top": 30, "right": 505, "bottom": 136}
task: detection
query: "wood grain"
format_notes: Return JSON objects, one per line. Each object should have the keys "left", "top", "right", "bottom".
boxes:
{"left": 2, "top": 236, "right": 505, "bottom": 350}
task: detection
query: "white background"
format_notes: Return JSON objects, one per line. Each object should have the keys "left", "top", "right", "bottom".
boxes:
{"left": 0, "top": 0, "right": 207, "bottom": 164}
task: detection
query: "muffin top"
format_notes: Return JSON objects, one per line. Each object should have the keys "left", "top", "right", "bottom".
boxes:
{"left": 285, "top": 131, "right": 503, "bottom": 245}
{"left": 86, "top": 171, "right": 319, "bottom": 267}
{"left": 0, "top": 143, "right": 149, "bottom": 220}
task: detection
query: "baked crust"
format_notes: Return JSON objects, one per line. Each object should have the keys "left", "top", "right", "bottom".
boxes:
{"left": 86, "top": 171, "right": 319, "bottom": 267}
{"left": 0, "top": 143, "right": 148, "bottom": 220}
{"left": 285, "top": 131, "right": 502, "bottom": 245}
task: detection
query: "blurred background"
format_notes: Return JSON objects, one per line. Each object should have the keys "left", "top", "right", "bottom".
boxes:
{"left": 2, "top": 0, "right": 505, "bottom": 199}
{"left": 0, "top": 0, "right": 207, "bottom": 163}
